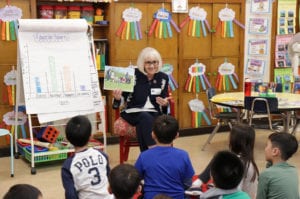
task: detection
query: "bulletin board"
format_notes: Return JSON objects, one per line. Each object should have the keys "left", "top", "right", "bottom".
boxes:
{"left": 16, "top": 19, "right": 104, "bottom": 123}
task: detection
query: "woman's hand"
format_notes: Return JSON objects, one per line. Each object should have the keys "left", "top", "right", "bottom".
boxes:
{"left": 156, "top": 97, "right": 170, "bottom": 107}
{"left": 113, "top": 89, "right": 123, "bottom": 100}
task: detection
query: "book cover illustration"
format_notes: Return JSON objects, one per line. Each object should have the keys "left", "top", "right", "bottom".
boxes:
{"left": 103, "top": 66, "right": 135, "bottom": 92}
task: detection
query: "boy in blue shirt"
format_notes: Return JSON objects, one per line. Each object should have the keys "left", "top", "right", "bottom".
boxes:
{"left": 135, "top": 115, "right": 195, "bottom": 199}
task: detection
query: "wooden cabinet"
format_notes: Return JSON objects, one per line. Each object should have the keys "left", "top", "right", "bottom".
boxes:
{"left": 109, "top": 1, "right": 179, "bottom": 132}
{"left": 109, "top": 0, "right": 245, "bottom": 131}
{"left": 178, "top": 1, "right": 245, "bottom": 129}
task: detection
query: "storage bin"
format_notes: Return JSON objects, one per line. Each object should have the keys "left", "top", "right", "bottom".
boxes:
{"left": 54, "top": 5, "right": 67, "bottom": 19}
{"left": 23, "top": 147, "right": 68, "bottom": 163}
{"left": 81, "top": 6, "right": 94, "bottom": 24}
{"left": 68, "top": 6, "right": 81, "bottom": 19}
{"left": 39, "top": 5, "right": 54, "bottom": 19}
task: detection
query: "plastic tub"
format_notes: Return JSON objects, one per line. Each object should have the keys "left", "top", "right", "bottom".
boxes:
{"left": 54, "top": 5, "right": 67, "bottom": 19}
{"left": 68, "top": 6, "right": 81, "bottom": 19}
{"left": 81, "top": 6, "right": 94, "bottom": 24}
{"left": 39, "top": 5, "right": 54, "bottom": 19}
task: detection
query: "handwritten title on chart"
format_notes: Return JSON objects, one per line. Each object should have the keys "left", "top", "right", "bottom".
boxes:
{"left": 33, "top": 33, "right": 70, "bottom": 42}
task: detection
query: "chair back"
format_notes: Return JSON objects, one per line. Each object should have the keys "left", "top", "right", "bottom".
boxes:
{"left": 206, "top": 88, "right": 217, "bottom": 119}
{"left": 244, "top": 96, "right": 278, "bottom": 114}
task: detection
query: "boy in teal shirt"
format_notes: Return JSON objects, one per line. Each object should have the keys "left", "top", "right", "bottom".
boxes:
{"left": 256, "top": 132, "right": 299, "bottom": 199}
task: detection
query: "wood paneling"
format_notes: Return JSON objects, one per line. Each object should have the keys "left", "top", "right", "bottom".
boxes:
{"left": 178, "top": 1, "right": 245, "bottom": 129}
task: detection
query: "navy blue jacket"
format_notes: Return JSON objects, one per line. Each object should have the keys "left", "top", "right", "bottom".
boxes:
{"left": 113, "top": 68, "right": 169, "bottom": 114}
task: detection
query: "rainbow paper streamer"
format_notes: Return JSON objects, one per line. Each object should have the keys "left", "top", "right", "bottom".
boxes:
{"left": 184, "top": 63, "right": 211, "bottom": 93}
{"left": 215, "top": 60, "right": 238, "bottom": 91}
{"left": 6, "top": 85, "right": 15, "bottom": 105}
{"left": 191, "top": 110, "right": 211, "bottom": 128}
{"left": 116, "top": 7, "right": 142, "bottom": 40}
{"left": 215, "top": 6, "right": 245, "bottom": 38}
{"left": 148, "top": 8, "right": 180, "bottom": 39}
{"left": 160, "top": 64, "right": 178, "bottom": 91}
{"left": 180, "top": 17, "right": 211, "bottom": 37}
{"left": 215, "top": 20, "right": 234, "bottom": 38}
{"left": 215, "top": 73, "right": 238, "bottom": 91}
{"left": 1, "top": 20, "right": 16, "bottom": 41}
{"left": 116, "top": 20, "right": 142, "bottom": 40}
{"left": 180, "top": 6, "right": 211, "bottom": 37}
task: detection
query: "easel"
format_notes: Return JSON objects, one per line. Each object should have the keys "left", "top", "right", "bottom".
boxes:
{"left": 15, "top": 19, "right": 106, "bottom": 174}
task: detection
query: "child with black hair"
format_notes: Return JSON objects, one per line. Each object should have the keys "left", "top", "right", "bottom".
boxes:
{"left": 256, "top": 132, "right": 299, "bottom": 199}
{"left": 200, "top": 150, "right": 250, "bottom": 199}
{"left": 192, "top": 124, "right": 259, "bottom": 198}
{"left": 108, "top": 164, "right": 141, "bottom": 199}
{"left": 135, "top": 115, "right": 195, "bottom": 199}
{"left": 61, "top": 115, "right": 112, "bottom": 199}
{"left": 3, "top": 184, "right": 42, "bottom": 199}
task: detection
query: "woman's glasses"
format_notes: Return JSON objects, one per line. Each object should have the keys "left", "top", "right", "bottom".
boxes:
{"left": 145, "top": 60, "right": 159, "bottom": 66}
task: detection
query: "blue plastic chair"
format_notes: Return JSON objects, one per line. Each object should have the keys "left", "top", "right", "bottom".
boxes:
{"left": 0, "top": 128, "right": 14, "bottom": 177}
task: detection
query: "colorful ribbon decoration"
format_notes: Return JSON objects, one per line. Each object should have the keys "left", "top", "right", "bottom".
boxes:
{"left": 215, "top": 60, "right": 239, "bottom": 91}
{"left": 184, "top": 62, "right": 211, "bottom": 93}
{"left": 215, "top": 6, "right": 245, "bottom": 38}
{"left": 4, "top": 69, "right": 17, "bottom": 106}
{"left": 179, "top": 6, "right": 211, "bottom": 37}
{"left": 148, "top": 8, "right": 180, "bottom": 39}
{"left": 0, "top": 4, "right": 22, "bottom": 41}
{"left": 116, "top": 7, "right": 142, "bottom": 40}
{"left": 188, "top": 99, "right": 211, "bottom": 128}
{"left": 0, "top": 20, "right": 17, "bottom": 41}
{"left": 160, "top": 63, "right": 178, "bottom": 91}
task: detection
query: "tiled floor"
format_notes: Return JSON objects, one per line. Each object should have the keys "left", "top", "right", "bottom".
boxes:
{"left": 0, "top": 129, "right": 299, "bottom": 199}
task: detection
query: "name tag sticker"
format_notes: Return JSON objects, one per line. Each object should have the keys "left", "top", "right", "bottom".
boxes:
{"left": 151, "top": 88, "right": 161, "bottom": 95}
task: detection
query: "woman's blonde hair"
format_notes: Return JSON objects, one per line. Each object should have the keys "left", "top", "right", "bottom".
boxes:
{"left": 136, "top": 47, "right": 163, "bottom": 75}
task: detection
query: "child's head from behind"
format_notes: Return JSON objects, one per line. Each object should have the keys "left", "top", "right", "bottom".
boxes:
{"left": 210, "top": 150, "right": 244, "bottom": 190}
{"left": 4, "top": 184, "right": 42, "bottom": 199}
{"left": 229, "top": 123, "right": 255, "bottom": 157}
{"left": 152, "top": 115, "right": 179, "bottom": 144}
{"left": 265, "top": 132, "right": 298, "bottom": 162}
{"left": 65, "top": 115, "right": 91, "bottom": 147}
{"left": 108, "top": 164, "right": 141, "bottom": 199}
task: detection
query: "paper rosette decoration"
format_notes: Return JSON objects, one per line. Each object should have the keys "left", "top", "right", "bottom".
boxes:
{"left": 188, "top": 99, "right": 211, "bottom": 127}
{"left": 160, "top": 63, "right": 178, "bottom": 91}
{"left": 179, "top": 6, "right": 211, "bottom": 37}
{"left": 116, "top": 7, "right": 142, "bottom": 40}
{"left": 184, "top": 62, "right": 211, "bottom": 93}
{"left": 148, "top": 8, "right": 180, "bottom": 39}
{"left": 3, "top": 110, "right": 28, "bottom": 139}
{"left": 215, "top": 7, "right": 245, "bottom": 38}
{"left": 215, "top": 61, "right": 239, "bottom": 91}
{"left": 4, "top": 69, "right": 16, "bottom": 105}
{"left": 0, "top": 4, "right": 22, "bottom": 41}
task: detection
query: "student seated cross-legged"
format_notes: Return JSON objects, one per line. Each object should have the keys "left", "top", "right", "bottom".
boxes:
{"left": 135, "top": 115, "right": 195, "bottom": 199}
{"left": 200, "top": 150, "right": 251, "bottom": 199}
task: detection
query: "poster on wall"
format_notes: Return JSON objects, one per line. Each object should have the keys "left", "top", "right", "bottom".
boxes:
{"left": 277, "top": 0, "right": 296, "bottom": 35}
{"left": 248, "top": 39, "right": 268, "bottom": 55}
{"left": 250, "top": 0, "right": 271, "bottom": 14}
{"left": 248, "top": 17, "right": 269, "bottom": 34}
{"left": 275, "top": 34, "right": 293, "bottom": 67}
{"left": 245, "top": 59, "right": 265, "bottom": 75}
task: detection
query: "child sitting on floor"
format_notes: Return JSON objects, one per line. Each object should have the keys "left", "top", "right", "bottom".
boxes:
{"left": 200, "top": 150, "right": 250, "bottom": 199}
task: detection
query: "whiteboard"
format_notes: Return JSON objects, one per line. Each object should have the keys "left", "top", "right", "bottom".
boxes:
{"left": 17, "top": 19, "right": 103, "bottom": 123}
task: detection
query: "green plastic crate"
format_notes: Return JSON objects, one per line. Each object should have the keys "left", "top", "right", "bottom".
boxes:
{"left": 23, "top": 147, "right": 68, "bottom": 163}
